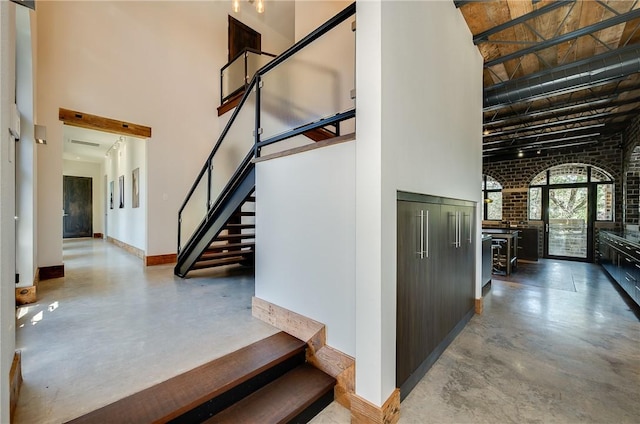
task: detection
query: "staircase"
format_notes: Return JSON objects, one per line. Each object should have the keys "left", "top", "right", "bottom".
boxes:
{"left": 66, "top": 332, "right": 335, "bottom": 424}
{"left": 191, "top": 192, "right": 256, "bottom": 271}
{"left": 175, "top": 3, "right": 356, "bottom": 278}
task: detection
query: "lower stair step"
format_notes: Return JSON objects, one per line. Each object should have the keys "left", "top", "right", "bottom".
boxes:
{"left": 204, "top": 364, "right": 335, "bottom": 424}
{"left": 192, "top": 256, "right": 252, "bottom": 270}
{"left": 215, "top": 233, "right": 255, "bottom": 242}
{"left": 66, "top": 332, "right": 306, "bottom": 424}
{"left": 206, "top": 242, "right": 255, "bottom": 253}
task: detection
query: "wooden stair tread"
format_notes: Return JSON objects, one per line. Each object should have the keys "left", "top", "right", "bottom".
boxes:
{"left": 67, "top": 332, "right": 306, "bottom": 424}
{"left": 214, "top": 233, "right": 255, "bottom": 241}
{"left": 205, "top": 364, "right": 335, "bottom": 424}
{"left": 193, "top": 256, "right": 253, "bottom": 269}
{"left": 233, "top": 211, "right": 255, "bottom": 217}
{"left": 198, "top": 249, "right": 254, "bottom": 261}
{"left": 303, "top": 127, "right": 337, "bottom": 142}
{"left": 206, "top": 242, "right": 255, "bottom": 252}
{"left": 225, "top": 223, "right": 255, "bottom": 229}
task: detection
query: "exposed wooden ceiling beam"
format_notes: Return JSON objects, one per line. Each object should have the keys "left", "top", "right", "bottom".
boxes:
{"left": 59, "top": 108, "right": 152, "bottom": 138}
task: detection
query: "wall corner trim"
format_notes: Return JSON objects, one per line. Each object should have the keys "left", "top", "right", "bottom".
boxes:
{"left": 350, "top": 388, "right": 400, "bottom": 424}
{"left": 10, "top": 351, "right": 23, "bottom": 421}
{"left": 39, "top": 264, "right": 64, "bottom": 280}
{"left": 475, "top": 297, "right": 484, "bottom": 315}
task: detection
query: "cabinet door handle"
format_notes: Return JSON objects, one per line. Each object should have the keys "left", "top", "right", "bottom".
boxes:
{"left": 425, "top": 209, "right": 429, "bottom": 258}
{"left": 466, "top": 213, "right": 472, "bottom": 244}
{"left": 417, "top": 210, "right": 424, "bottom": 259}
{"left": 457, "top": 211, "right": 461, "bottom": 248}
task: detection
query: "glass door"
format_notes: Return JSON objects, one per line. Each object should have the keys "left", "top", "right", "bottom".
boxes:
{"left": 544, "top": 186, "right": 590, "bottom": 260}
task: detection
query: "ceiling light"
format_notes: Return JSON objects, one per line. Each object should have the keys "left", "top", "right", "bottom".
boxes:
{"left": 236, "top": 0, "right": 264, "bottom": 14}
{"left": 517, "top": 151, "right": 524, "bottom": 157}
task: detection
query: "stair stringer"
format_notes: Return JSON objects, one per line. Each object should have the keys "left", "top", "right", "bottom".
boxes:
{"left": 175, "top": 163, "right": 255, "bottom": 278}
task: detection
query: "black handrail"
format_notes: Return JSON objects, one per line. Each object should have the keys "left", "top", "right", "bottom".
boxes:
{"left": 221, "top": 47, "right": 277, "bottom": 75}
{"left": 178, "top": 77, "right": 257, "bottom": 219}
{"left": 258, "top": 2, "right": 355, "bottom": 76}
{"left": 178, "top": 2, "right": 356, "bottom": 255}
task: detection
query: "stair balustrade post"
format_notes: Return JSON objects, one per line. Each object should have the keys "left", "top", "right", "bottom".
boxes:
{"left": 254, "top": 75, "right": 262, "bottom": 158}
{"left": 206, "top": 158, "right": 212, "bottom": 216}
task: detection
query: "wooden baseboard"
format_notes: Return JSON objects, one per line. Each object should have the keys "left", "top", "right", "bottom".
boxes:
{"left": 10, "top": 351, "right": 22, "bottom": 421}
{"left": 252, "top": 297, "right": 325, "bottom": 353}
{"left": 251, "top": 297, "right": 355, "bottom": 409}
{"left": 107, "top": 236, "right": 144, "bottom": 260}
{"left": 351, "top": 388, "right": 400, "bottom": 424}
{"left": 93, "top": 233, "right": 103, "bottom": 238}
{"left": 16, "top": 286, "right": 36, "bottom": 305}
{"left": 145, "top": 254, "right": 177, "bottom": 266}
{"left": 475, "top": 297, "right": 483, "bottom": 315}
{"left": 307, "top": 345, "right": 355, "bottom": 409}
{"left": 39, "top": 264, "right": 64, "bottom": 280}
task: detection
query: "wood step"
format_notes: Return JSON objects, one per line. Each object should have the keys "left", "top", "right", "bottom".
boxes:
{"left": 232, "top": 211, "right": 255, "bottom": 217}
{"left": 244, "top": 196, "right": 256, "bottom": 202}
{"left": 192, "top": 256, "right": 253, "bottom": 270}
{"left": 206, "top": 242, "right": 255, "bottom": 253}
{"left": 303, "top": 127, "right": 337, "bottom": 142}
{"left": 198, "top": 249, "right": 254, "bottom": 262}
{"left": 225, "top": 223, "right": 255, "bottom": 230}
{"left": 66, "top": 332, "right": 306, "bottom": 424}
{"left": 205, "top": 364, "right": 336, "bottom": 424}
{"left": 214, "top": 233, "right": 255, "bottom": 242}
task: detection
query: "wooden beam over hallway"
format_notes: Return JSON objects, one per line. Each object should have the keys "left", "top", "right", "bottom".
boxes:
{"left": 59, "top": 108, "right": 152, "bottom": 138}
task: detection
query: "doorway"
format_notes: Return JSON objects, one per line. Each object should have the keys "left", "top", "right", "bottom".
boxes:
{"left": 544, "top": 185, "right": 590, "bottom": 260}
{"left": 63, "top": 176, "right": 93, "bottom": 238}
{"left": 530, "top": 164, "right": 614, "bottom": 263}
{"left": 228, "top": 16, "right": 261, "bottom": 61}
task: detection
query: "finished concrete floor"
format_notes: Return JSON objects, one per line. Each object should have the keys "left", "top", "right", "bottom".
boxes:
{"left": 15, "top": 240, "right": 640, "bottom": 423}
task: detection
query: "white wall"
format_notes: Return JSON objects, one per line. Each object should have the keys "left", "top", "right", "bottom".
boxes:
{"left": 0, "top": 1, "right": 17, "bottom": 420}
{"left": 63, "top": 159, "right": 105, "bottom": 236}
{"left": 36, "top": 1, "right": 294, "bottom": 264}
{"left": 256, "top": 141, "right": 356, "bottom": 355}
{"left": 254, "top": 0, "right": 356, "bottom": 353}
{"left": 353, "top": 0, "right": 483, "bottom": 406}
{"left": 104, "top": 137, "right": 146, "bottom": 250}
{"left": 16, "top": 5, "right": 37, "bottom": 288}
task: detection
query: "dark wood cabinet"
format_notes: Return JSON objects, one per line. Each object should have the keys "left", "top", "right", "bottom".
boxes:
{"left": 396, "top": 193, "right": 476, "bottom": 399}
{"left": 517, "top": 228, "right": 539, "bottom": 261}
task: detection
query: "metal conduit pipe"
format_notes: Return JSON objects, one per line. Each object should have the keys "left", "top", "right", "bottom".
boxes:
{"left": 484, "top": 44, "right": 640, "bottom": 110}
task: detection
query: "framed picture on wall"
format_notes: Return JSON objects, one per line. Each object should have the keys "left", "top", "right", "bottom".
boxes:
{"left": 119, "top": 175, "right": 125, "bottom": 208}
{"left": 132, "top": 168, "right": 140, "bottom": 208}
{"left": 109, "top": 181, "right": 114, "bottom": 209}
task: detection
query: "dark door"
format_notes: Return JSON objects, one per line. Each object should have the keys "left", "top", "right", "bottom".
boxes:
{"left": 63, "top": 176, "right": 93, "bottom": 238}
{"left": 543, "top": 184, "right": 593, "bottom": 261}
{"left": 228, "top": 16, "right": 261, "bottom": 61}
{"left": 396, "top": 200, "right": 440, "bottom": 390}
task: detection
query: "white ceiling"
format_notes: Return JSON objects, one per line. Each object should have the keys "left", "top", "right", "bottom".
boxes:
{"left": 62, "top": 125, "right": 122, "bottom": 163}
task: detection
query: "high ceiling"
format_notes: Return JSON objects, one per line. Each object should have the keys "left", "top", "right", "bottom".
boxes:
{"left": 456, "top": 0, "right": 640, "bottom": 162}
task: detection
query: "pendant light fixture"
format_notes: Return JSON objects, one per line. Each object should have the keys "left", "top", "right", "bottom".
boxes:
{"left": 233, "top": 0, "right": 264, "bottom": 14}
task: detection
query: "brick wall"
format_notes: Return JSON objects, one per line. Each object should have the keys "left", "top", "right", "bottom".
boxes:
{"left": 623, "top": 115, "right": 640, "bottom": 225}
{"left": 483, "top": 135, "right": 624, "bottom": 259}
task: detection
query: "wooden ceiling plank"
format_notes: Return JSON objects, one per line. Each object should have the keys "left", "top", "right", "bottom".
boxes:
{"left": 555, "top": 1, "right": 584, "bottom": 64}
{"left": 593, "top": 22, "right": 627, "bottom": 55}
{"left": 502, "top": 0, "right": 539, "bottom": 78}
{"left": 574, "top": 0, "right": 605, "bottom": 61}
{"left": 59, "top": 108, "right": 152, "bottom": 139}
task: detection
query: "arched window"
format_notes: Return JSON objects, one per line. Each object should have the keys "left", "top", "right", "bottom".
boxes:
{"left": 528, "top": 164, "right": 614, "bottom": 221}
{"left": 482, "top": 175, "right": 502, "bottom": 220}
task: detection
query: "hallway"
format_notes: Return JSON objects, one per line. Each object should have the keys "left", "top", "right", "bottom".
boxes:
{"left": 14, "top": 240, "right": 640, "bottom": 423}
